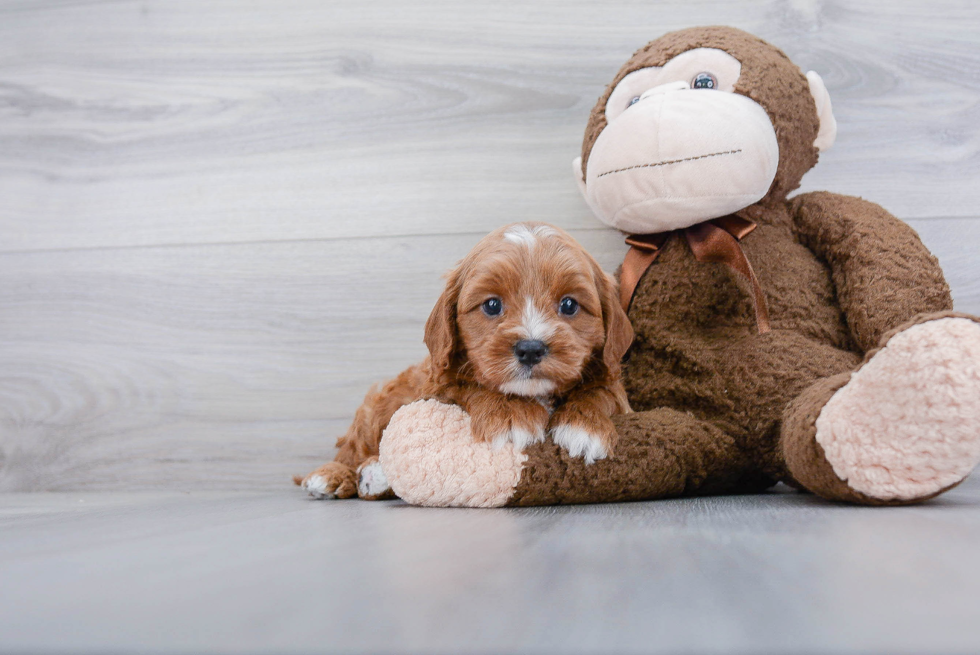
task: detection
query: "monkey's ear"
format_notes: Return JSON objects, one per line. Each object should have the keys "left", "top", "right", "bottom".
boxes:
{"left": 806, "top": 71, "right": 837, "bottom": 152}
{"left": 572, "top": 156, "right": 588, "bottom": 200}
{"left": 424, "top": 270, "right": 461, "bottom": 371}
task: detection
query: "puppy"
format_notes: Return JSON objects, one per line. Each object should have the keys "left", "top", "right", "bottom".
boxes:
{"left": 295, "top": 222, "right": 633, "bottom": 500}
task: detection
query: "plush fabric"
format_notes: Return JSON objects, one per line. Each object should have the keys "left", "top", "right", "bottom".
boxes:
{"left": 581, "top": 26, "right": 821, "bottom": 202}
{"left": 584, "top": 66, "right": 779, "bottom": 232}
{"left": 379, "top": 399, "right": 526, "bottom": 508}
{"left": 815, "top": 316, "right": 980, "bottom": 500}
{"left": 378, "top": 26, "right": 980, "bottom": 507}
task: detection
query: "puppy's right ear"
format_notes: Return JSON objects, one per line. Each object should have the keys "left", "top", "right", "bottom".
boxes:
{"left": 424, "top": 268, "right": 461, "bottom": 370}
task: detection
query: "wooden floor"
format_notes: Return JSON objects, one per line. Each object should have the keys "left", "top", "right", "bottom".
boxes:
{"left": 2, "top": 1, "right": 980, "bottom": 653}
{"left": 3, "top": 477, "right": 980, "bottom": 654}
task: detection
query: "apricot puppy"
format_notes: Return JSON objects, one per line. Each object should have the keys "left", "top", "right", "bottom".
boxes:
{"left": 296, "top": 222, "right": 633, "bottom": 499}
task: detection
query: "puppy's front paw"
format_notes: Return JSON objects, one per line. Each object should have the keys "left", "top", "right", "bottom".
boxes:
{"left": 550, "top": 424, "right": 610, "bottom": 464}
{"left": 356, "top": 457, "right": 396, "bottom": 500}
{"left": 549, "top": 405, "right": 616, "bottom": 464}
{"left": 490, "top": 424, "right": 547, "bottom": 451}
{"left": 293, "top": 461, "right": 358, "bottom": 499}
{"left": 468, "top": 397, "right": 549, "bottom": 452}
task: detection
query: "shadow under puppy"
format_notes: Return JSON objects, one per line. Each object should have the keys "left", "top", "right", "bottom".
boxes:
{"left": 295, "top": 222, "right": 634, "bottom": 499}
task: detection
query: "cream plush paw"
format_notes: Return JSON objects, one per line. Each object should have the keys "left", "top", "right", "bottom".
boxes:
{"left": 816, "top": 317, "right": 980, "bottom": 500}
{"left": 378, "top": 399, "right": 527, "bottom": 508}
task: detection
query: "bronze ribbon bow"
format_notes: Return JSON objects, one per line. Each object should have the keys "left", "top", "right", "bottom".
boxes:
{"left": 619, "top": 214, "right": 771, "bottom": 334}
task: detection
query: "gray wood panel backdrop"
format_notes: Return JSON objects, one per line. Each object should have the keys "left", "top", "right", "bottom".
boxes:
{"left": 1, "top": 0, "right": 978, "bottom": 491}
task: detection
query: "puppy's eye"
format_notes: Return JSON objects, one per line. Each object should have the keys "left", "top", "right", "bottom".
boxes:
{"left": 691, "top": 72, "right": 717, "bottom": 89}
{"left": 628, "top": 95, "right": 641, "bottom": 108}
{"left": 558, "top": 297, "right": 579, "bottom": 316}
{"left": 481, "top": 297, "right": 503, "bottom": 317}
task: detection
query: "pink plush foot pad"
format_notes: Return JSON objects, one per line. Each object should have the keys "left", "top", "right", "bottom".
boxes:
{"left": 816, "top": 317, "right": 980, "bottom": 500}
{"left": 378, "top": 399, "right": 526, "bottom": 507}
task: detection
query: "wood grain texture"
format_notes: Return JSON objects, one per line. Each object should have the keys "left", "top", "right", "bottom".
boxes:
{"left": 1, "top": 0, "right": 979, "bottom": 490}
{"left": 2, "top": 481, "right": 980, "bottom": 653}
{"left": 1, "top": 0, "right": 979, "bottom": 251}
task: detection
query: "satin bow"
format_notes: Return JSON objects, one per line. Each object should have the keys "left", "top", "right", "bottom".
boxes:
{"left": 619, "top": 214, "right": 771, "bottom": 334}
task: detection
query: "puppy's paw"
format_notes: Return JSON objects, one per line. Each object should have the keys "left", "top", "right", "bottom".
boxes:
{"left": 549, "top": 405, "right": 616, "bottom": 464}
{"left": 550, "top": 424, "right": 610, "bottom": 464}
{"left": 356, "top": 457, "right": 396, "bottom": 501}
{"left": 468, "top": 396, "right": 549, "bottom": 453}
{"left": 293, "top": 461, "right": 358, "bottom": 499}
{"left": 490, "top": 424, "right": 546, "bottom": 451}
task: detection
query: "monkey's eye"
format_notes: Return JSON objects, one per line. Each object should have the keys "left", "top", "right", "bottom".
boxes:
{"left": 481, "top": 297, "right": 502, "bottom": 317}
{"left": 628, "top": 95, "right": 641, "bottom": 108}
{"left": 558, "top": 297, "right": 579, "bottom": 316}
{"left": 691, "top": 72, "right": 717, "bottom": 89}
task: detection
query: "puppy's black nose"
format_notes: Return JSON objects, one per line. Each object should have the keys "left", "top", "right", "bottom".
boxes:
{"left": 514, "top": 340, "right": 548, "bottom": 367}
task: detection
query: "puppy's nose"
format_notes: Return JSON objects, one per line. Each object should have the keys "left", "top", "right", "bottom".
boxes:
{"left": 514, "top": 340, "right": 548, "bottom": 367}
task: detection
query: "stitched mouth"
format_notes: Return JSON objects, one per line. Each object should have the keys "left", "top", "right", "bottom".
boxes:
{"left": 597, "top": 149, "right": 742, "bottom": 178}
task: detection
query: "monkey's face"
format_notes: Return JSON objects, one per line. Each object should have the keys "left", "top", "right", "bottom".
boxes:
{"left": 575, "top": 45, "right": 836, "bottom": 235}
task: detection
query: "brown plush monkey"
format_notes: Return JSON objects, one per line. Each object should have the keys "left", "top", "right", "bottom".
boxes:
{"left": 373, "top": 26, "right": 980, "bottom": 507}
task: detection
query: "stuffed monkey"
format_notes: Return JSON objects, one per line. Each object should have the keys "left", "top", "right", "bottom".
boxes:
{"left": 375, "top": 26, "right": 980, "bottom": 507}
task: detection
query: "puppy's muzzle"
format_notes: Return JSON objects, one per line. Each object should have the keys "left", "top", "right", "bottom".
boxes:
{"left": 514, "top": 339, "right": 548, "bottom": 367}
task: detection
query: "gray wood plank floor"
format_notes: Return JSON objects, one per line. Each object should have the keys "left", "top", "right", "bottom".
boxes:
{"left": 2, "top": 0, "right": 979, "bottom": 490}
{"left": 3, "top": 478, "right": 980, "bottom": 654}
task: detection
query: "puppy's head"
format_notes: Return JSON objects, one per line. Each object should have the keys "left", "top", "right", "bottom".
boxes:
{"left": 425, "top": 223, "right": 633, "bottom": 397}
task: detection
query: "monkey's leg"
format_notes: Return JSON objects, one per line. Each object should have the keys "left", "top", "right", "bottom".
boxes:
{"left": 379, "top": 399, "right": 765, "bottom": 507}
{"left": 781, "top": 313, "right": 980, "bottom": 504}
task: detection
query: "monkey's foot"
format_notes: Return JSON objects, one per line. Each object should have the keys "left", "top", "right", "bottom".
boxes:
{"left": 816, "top": 317, "right": 980, "bottom": 501}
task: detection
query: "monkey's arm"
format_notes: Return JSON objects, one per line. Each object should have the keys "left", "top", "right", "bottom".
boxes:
{"left": 790, "top": 191, "right": 952, "bottom": 352}
{"left": 378, "top": 400, "right": 768, "bottom": 507}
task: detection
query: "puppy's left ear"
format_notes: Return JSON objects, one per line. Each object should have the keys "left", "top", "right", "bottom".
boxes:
{"left": 596, "top": 266, "right": 634, "bottom": 375}
{"left": 424, "top": 267, "right": 462, "bottom": 371}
